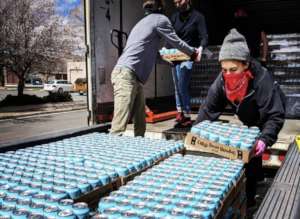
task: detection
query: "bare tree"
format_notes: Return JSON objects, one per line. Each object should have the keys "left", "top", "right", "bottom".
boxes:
{"left": 0, "top": 0, "right": 74, "bottom": 96}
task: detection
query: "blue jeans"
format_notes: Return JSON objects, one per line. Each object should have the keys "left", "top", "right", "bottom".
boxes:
{"left": 172, "top": 61, "right": 193, "bottom": 113}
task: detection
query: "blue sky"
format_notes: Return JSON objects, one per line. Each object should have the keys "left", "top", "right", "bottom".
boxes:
{"left": 56, "top": 0, "right": 81, "bottom": 16}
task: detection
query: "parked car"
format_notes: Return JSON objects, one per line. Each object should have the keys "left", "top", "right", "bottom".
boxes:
{"left": 25, "top": 77, "right": 43, "bottom": 88}
{"left": 43, "top": 80, "right": 73, "bottom": 93}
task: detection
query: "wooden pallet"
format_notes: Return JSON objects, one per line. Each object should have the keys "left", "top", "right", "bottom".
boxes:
{"left": 215, "top": 171, "right": 246, "bottom": 219}
{"left": 74, "top": 179, "right": 122, "bottom": 209}
{"left": 255, "top": 142, "right": 300, "bottom": 219}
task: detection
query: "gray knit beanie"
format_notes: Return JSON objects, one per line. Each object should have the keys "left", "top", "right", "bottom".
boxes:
{"left": 219, "top": 28, "right": 250, "bottom": 62}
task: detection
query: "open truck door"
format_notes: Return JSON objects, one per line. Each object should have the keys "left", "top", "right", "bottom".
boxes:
{"left": 84, "top": 0, "right": 176, "bottom": 125}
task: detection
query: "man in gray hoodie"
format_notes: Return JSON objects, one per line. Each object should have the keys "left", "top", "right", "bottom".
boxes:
{"left": 110, "top": 0, "right": 202, "bottom": 137}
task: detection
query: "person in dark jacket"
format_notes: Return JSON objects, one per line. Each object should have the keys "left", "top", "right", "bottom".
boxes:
{"left": 195, "top": 29, "right": 285, "bottom": 207}
{"left": 171, "top": 0, "right": 208, "bottom": 127}
{"left": 232, "top": 7, "right": 269, "bottom": 67}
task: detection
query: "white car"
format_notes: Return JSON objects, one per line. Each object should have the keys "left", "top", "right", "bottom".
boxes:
{"left": 43, "top": 80, "right": 73, "bottom": 93}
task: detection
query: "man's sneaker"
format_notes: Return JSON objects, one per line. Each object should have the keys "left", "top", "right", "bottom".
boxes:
{"left": 174, "top": 116, "right": 192, "bottom": 128}
{"left": 181, "top": 119, "right": 193, "bottom": 127}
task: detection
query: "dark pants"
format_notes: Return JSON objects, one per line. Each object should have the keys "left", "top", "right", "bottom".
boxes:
{"left": 245, "top": 156, "right": 263, "bottom": 202}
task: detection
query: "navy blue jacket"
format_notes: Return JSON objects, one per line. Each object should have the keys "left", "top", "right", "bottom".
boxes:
{"left": 171, "top": 9, "right": 208, "bottom": 48}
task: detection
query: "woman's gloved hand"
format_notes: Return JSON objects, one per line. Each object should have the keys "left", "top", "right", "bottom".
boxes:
{"left": 255, "top": 139, "right": 266, "bottom": 156}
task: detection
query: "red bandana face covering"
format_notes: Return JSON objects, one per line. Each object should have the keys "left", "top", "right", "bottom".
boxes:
{"left": 223, "top": 70, "right": 253, "bottom": 103}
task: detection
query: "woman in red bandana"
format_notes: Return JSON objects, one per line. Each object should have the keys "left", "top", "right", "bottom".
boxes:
{"left": 195, "top": 29, "right": 285, "bottom": 209}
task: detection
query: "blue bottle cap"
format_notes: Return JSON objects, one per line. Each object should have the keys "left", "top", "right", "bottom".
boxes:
{"left": 0, "top": 191, "right": 6, "bottom": 201}
{"left": 107, "top": 171, "right": 118, "bottom": 182}
{"left": 30, "top": 202, "right": 45, "bottom": 214}
{"left": 12, "top": 209, "right": 29, "bottom": 219}
{"left": 209, "top": 133, "right": 219, "bottom": 142}
{"left": 44, "top": 205, "right": 60, "bottom": 216}
{"left": 7, "top": 181, "right": 18, "bottom": 188}
{"left": 0, "top": 183, "right": 10, "bottom": 191}
{"left": 122, "top": 209, "right": 140, "bottom": 219}
{"left": 141, "top": 211, "right": 160, "bottom": 218}
{"left": 229, "top": 139, "right": 241, "bottom": 148}
{"left": 91, "top": 213, "right": 110, "bottom": 219}
{"left": 59, "top": 199, "right": 74, "bottom": 210}
{"left": 191, "top": 127, "right": 201, "bottom": 135}
{"left": 176, "top": 200, "right": 191, "bottom": 208}
{"left": 77, "top": 180, "right": 92, "bottom": 194}
{"left": 57, "top": 209, "right": 76, "bottom": 219}
{"left": 240, "top": 142, "right": 253, "bottom": 150}
{"left": 1, "top": 204, "right": 15, "bottom": 215}
{"left": 72, "top": 202, "right": 89, "bottom": 218}
{"left": 3, "top": 196, "right": 17, "bottom": 207}
{"left": 28, "top": 212, "right": 44, "bottom": 219}
{"left": 200, "top": 130, "right": 210, "bottom": 139}
{"left": 188, "top": 210, "right": 212, "bottom": 219}
{"left": 98, "top": 198, "right": 116, "bottom": 213}
{"left": 114, "top": 167, "right": 130, "bottom": 177}
{"left": 218, "top": 136, "right": 229, "bottom": 145}
{"left": 64, "top": 185, "right": 81, "bottom": 199}
{"left": 171, "top": 207, "right": 187, "bottom": 216}
{"left": 52, "top": 188, "right": 68, "bottom": 200}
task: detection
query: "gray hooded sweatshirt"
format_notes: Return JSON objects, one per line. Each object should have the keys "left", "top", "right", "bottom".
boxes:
{"left": 116, "top": 13, "right": 195, "bottom": 84}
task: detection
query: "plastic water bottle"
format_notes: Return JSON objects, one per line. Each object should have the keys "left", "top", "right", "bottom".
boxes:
{"left": 72, "top": 202, "right": 89, "bottom": 219}
{"left": 57, "top": 209, "right": 76, "bottom": 219}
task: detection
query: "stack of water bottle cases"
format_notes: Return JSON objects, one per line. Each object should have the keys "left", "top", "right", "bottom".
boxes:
{"left": 93, "top": 121, "right": 256, "bottom": 218}
{"left": 0, "top": 125, "right": 252, "bottom": 218}
{"left": 159, "top": 48, "right": 190, "bottom": 62}
{"left": 190, "top": 46, "right": 221, "bottom": 107}
{"left": 267, "top": 33, "right": 300, "bottom": 119}
{"left": 190, "top": 120, "right": 260, "bottom": 150}
{"left": 96, "top": 155, "right": 244, "bottom": 219}
{"left": 0, "top": 133, "right": 184, "bottom": 218}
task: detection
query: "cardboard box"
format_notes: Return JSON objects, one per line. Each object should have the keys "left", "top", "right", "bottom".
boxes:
{"left": 184, "top": 133, "right": 255, "bottom": 163}
{"left": 161, "top": 52, "right": 190, "bottom": 62}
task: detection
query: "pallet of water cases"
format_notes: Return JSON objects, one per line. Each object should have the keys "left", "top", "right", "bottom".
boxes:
{"left": 75, "top": 179, "right": 122, "bottom": 209}
{"left": 180, "top": 149, "right": 246, "bottom": 219}
{"left": 215, "top": 171, "right": 246, "bottom": 219}
{"left": 74, "top": 148, "right": 185, "bottom": 209}
{"left": 120, "top": 148, "right": 186, "bottom": 185}
{"left": 91, "top": 170, "right": 246, "bottom": 219}
{"left": 185, "top": 133, "right": 256, "bottom": 163}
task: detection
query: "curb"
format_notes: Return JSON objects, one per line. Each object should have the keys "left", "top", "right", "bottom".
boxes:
{"left": 0, "top": 101, "right": 86, "bottom": 112}
{"left": 0, "top": 102, "right": 87, "bottom": 120}
{"left": 0, "top": 107, "right": 87, "bottom": 120}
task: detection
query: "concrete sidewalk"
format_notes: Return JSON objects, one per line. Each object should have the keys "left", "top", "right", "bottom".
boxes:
{"left": 0, "top": 101, "right": 87, "bottom": 120}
